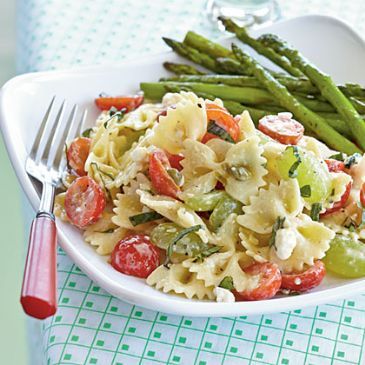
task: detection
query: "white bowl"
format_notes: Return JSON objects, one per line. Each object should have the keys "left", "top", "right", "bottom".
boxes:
{"left": 1, "top": 15, "right": 365, "bottom": 317}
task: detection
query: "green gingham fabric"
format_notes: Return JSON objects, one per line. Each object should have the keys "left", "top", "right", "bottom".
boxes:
{"left": 17, "top": 1, "right": 365, "bottom": 364}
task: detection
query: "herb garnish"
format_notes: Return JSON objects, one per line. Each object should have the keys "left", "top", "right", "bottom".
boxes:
{"left": 207, "top": 121, "right": 235, "bottom": 143}
{"left": 82, "top": 128, "right": 93, "bottom": 138}
{"left": 219, "top": 276, "right": 234, "bottom": 290}
{"left": 129, "top": 212, "right": 163, "bottom": 227}
{"left": 310, "top": 203, "right": 322, "bottom": 221}
{"left": 300, "top": 185, "right": 311, "bottom": 198}
{"left": 193, "top": 246, "right": 221, "bottom": 262}
{"left": 287, "top": 146, "right": 302, "bottom": 178}
{"left": 328, "top": 152, "right": 345, "bottom": 161}
{"left": 269, "top": 217, "right": 286, "bottom": 250}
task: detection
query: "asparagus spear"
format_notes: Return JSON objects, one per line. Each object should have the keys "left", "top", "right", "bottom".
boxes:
{"left": 162, "top": 38, "right": 222, "bottom": 73}
{"left": 160, "top": 74, "right": 319, "bottom": 93}
{"left": 163, "top": 62, "right": 206, "bottom": 75}
{"left": 231, "top": 44, "right": 361, "bottom": 154}
{"left": 184, "top": 31, "right": 233, "bottom": 59}
{"left": 258, "top": 34, "right": 365, "bottom": 150}
{"left": 219, "top": 17, "right": 304, "bottom": 77}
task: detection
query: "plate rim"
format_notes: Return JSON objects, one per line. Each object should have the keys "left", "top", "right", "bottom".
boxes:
{"left": 1, "top": 13, "right": 365, "bottom": 316}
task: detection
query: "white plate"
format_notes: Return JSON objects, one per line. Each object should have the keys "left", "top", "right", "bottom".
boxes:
{"left": 1, "top": 15, "right": 365, "bottom": 317}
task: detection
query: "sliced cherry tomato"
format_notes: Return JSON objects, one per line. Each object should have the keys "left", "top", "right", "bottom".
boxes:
{"left": 234, "top": 262, "right": 282, "bottom": 301}
{"left": 325, "top": 159, "right": 345, "bottom": 172}
{"left": 202, "top": 108, "right": 240, "bottom": 144}
{"left": 65, "top": 176, "right": 106, "bottom": 228}
{"left": 95, "top": 93, "right": 144, "bottom": 112}
{"left": 281, "top": 260, "right": 325, "bottom": 292}
{"left": 360, "top": 183, "right": 365, "bottom": 208}
{"left": 321, "top": 182, "right": 352, "bottom": 217}
{"left": 67, "top": 137, "right": 91, "bottom": 176}
{"left": 111, "top": 234, "right": 160, "bottom": 278}
{"left": 258, "top": 114, "right": 304, "bottom": 145}
{"left": 149, "top": 150, "right": 180, "bottom": 199}
{"left": 166, "top": 152, "right": 184, "bottom": 171}
{"left": 205, "top": 102, "right": 227, "bottom": 112}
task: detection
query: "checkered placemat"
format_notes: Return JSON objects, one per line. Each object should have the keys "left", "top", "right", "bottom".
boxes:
{"left": 16, "top": 0, "right": 365, "bottom": 364}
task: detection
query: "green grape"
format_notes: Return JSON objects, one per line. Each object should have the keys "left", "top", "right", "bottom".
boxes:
{"left": 323, "top": 235, "right": 365, "bottom": 278}
{"left": 277, "top": 146, "right": 331, "bottom": 204}
{"left": 209, "top": 195, "right": 242, "bottom": 231}
{"left": 150, "top": 223, "right": 208, "bottom": 257}
{"left": 185, "top": 190, "right": 226, "bottom": 212}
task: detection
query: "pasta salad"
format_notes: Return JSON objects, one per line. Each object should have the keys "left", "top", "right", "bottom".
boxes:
{"left": 55, "top": 91, "right": 365, "bottom": 302}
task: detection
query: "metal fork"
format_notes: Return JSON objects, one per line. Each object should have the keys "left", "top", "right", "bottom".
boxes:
{"left": 21, "top": 97, "right": 86, "bottom": 319}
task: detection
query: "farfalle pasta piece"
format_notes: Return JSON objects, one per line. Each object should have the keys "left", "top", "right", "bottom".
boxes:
{"left": 262, "top": 141, "right": 286, "bottom": 184}
{"left": 215, "top": 214, "right": 240, "bottom": 252}
{"left": 270, "top": 215, "right": 335, "bottom": 272}
{"left": 324, "top": 172, "right": 353, "bottom": 210}
{"left": 84, "top": 227, "right": 127, "bottom": 255}
{"left": 137, "top": 189, "right": 213, "bottom": 243}
{"left": 181, "top": 139, "right": 220, "bottom": 181}
{"left": 297, "top": 135, "right": 335, "bottom": 159}
{"left": 205, "top": 138, "right": 232, "bottom": 162}
{"left": 180, "top": 171, "right": 217, "bottom": 199}
{"left": 150, "top": 93, "right": 207, "bottom": 154}
{"left": 238, "top": 110, "right": 256, "bottom": 139}
{"left": 237, "top": 179, "right": 304, "bottom": 234}
{"left": 219, "top": 136, "right": 267, "bottom": 205}
{"left": 183, "top": 251, "right": 254, "bottom": 292}
{"left": 112, "top": 192, "right": 156, "bottom": 232}
{"left": 147, "top": 264, "right": 214, "bottom": 300}
{"left": 120, "top": 103, "right": 160, "bottom": 130}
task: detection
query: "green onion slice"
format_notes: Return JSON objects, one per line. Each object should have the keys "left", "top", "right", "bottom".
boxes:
{"left": 300, "top": 185, "right": 311, "bottom": 198}
{"left": 287, "top": 146, "right": 302, "bottom": 178}
{"left": 310, "top": 203, "right": 322, "bottom": 221}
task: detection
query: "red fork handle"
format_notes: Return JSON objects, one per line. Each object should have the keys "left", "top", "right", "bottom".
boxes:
{"left": 21, "top": 212, "right": 57, "bottom": 319}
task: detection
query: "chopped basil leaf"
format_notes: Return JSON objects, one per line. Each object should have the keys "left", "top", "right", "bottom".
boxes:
{"left": 328, "top": 152, "right": 345, "bottom": 161}
{"left": 310, "top": 203, "right": 322, "bottom": 221}
{"left": 102, "top": 229, "right": 115, "bottom": 233}
{"left": 129, "top": 212, "right": 163, "bottom": 227}
{"left": 207, "top": 121, "right": 235, "bottom": 143}
{"left": 194, "top": 245, "right": 221, "bottom": 262}
{"left": 82, "top": 128, "right": 93, "bottom": 138}
{"left": 300, "top": 185, "right": 311, "bottom": 198}
{"left": 287, "top": 146, "right": 302, "bottom": 178}
{"left": 269, "top": 217, "right": 285, "bottom": 250}
{"left": 109, "top": 106, "right": 118, "bottom": 116}
{"left": 219, "top": 276, "right": 234, "bottom": 290}
{"left": 345, "top": 153, "right": 362, "bottom": 168}
{"left": 91, "top": 162, "right": 115, "bottom": 181}
{"left": 103, "top": 121, "right": 109, "bottom": 129}
{"left": 164, "top": 225, "right": 202, "bottom": 267}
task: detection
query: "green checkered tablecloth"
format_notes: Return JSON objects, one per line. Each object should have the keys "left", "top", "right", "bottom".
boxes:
{"left": 17, "top": 0, "right": 365, "bottom": 364}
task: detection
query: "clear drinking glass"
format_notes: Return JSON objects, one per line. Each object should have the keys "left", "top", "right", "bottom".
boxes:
{"left": 206, "top": 0, "right": 281, "bottom": 29}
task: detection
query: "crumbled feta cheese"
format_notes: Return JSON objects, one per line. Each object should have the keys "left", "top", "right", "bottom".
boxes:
{"left": 275, "top": 228, "right": 297, "bottom": 260}
{"left": 213, "top": 287, "right": 235, "bottom": 303}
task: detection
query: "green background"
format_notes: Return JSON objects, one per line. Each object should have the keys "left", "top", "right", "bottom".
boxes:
{"left": 0, "top": 1, "right": 28, "bottom": 364}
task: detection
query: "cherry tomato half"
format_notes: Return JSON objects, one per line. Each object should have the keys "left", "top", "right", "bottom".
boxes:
{"left": 65, "top": 176, "right": 106, "bottom": 228}
{"left": 95, "top": 93, "right": 144, "bottom": 112}
{"left": 111, "top": 234, "right": 160, "bottom": 278}
{"left": 166, "top": 152, "right": 184, "bottom": 171}
{"left": 67, "top": 137, "right": 91, "bottom": 176}
{"left": 360, "top": 183, "right": 365, "bottom": 208}
{"left": 325, "top": 159, "right": 345, "bottom": 173}
{"left": 202, "top": 108, "right": 240, "bottom": 144}
{"left": 234, "top": 262, "right": 282, "bottom": 301}
{"left": 149, "top": 150, "right": 180, "bottom": 199}
{"left": 281, "top": 260, "right": 326, "bottom": 292}
{"left": 258, "top": 114, "right": 304, "bottom": 145}
{"left": 321, "top": 182, "right": 352, "bottom": 217}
